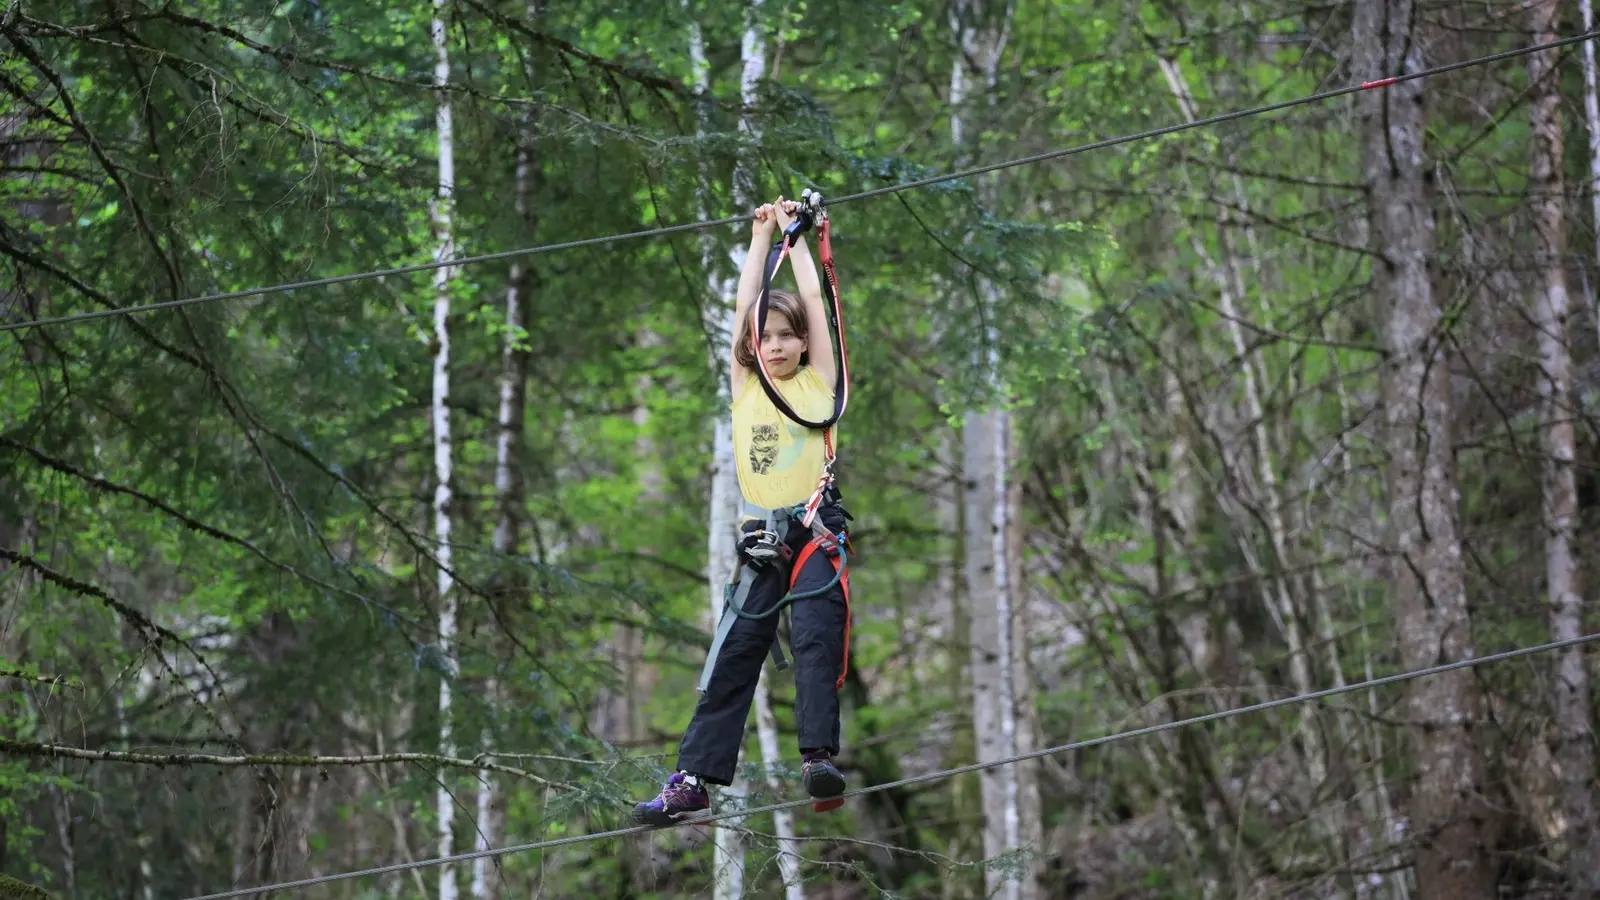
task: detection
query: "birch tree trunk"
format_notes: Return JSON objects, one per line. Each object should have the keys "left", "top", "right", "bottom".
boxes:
{"left": 1354, "top": 2, "right": 1496, "bottom": 896}
{"left": 430, "top": 4, "right": 460, "bottom": 899}
{"left": 1526, "top": 3, "right": 1600, "bottom": 888}
{"left": 121, "top": 667, "right": 158, "bottom": 900}
{"left": 489, "top": 3, "right": 537, "bottom": 673}
{"left": 950, "top": 1, "right": 1039, "bottom": 897}
{"left": 473, "top": 5, "right": 539, "bottom": 894}
{"left": 686, "top": 19, "right": 745, "bottom": 895}
{"left": 1583, "top": 0, "right": 1600, "bottom": 314}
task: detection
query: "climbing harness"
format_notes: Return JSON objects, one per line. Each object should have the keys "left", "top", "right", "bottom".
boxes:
{"left": 698, "top": 189, "right": 855, "bottom": 695}
{"left": 696, "top": 497, "right": 854, "bottom": 694}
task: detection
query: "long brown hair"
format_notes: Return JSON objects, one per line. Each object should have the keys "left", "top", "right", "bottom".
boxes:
{"left": 734, "top": 289, "right": 809, "bottom": 370}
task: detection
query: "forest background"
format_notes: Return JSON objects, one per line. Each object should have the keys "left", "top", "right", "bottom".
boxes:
{"left": 4, "top": 0, "right": 1600, "bottom": 898}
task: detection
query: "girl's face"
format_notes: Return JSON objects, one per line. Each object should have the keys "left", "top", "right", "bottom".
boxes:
{"left": 759, "top": 313, "right": 806, "bottom": 379}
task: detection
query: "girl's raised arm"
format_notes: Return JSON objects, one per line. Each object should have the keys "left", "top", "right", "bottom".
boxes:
{"left": 730, "top": 203, "right": 776, "bottom": 398}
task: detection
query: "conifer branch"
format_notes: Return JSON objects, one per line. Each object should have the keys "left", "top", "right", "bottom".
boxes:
{"left": 0, "top": 668, "right": 82, "bottom": 690}
{"left": 0, "top": 435, "right": 425, "bottom": 633}
{"left": 0, "top": 546, "right": 245, "bottom": 749}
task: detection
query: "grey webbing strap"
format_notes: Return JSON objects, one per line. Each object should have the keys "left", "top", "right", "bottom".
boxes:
{"left": 768, "top": 615, "right": 790, "bottom": 670}
{"left": 697, "top": 505, "right": 796, "bottom": 694}
{"left": 746, "top": 501, "right": 787, "bottom": 542}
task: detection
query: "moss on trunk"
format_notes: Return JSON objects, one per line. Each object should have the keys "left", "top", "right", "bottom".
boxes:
{"left": 0, "top": 874, "right": 54, "bottom": 900}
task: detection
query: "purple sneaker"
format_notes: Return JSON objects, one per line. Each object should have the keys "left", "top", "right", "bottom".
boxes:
{"left": 801, "top": 751, "right": 846, "bottom": 799}
{"left": 631, "top": 771, "right": 711, "bottom": 826}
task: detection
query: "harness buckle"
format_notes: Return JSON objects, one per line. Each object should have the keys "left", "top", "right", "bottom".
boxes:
{"left": 739, "top": 517, "right": 794, "bottom": 568}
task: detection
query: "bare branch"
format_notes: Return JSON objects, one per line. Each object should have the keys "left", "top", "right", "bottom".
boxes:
{"left": 20, "top": 8, "right": 683, "bottom": 149}
{"left": 0, "top": 738, "right": 566, "bottom": 788}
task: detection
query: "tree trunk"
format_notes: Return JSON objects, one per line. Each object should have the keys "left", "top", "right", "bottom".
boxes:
{"left": 1326, "top": 351, "right": 1412, "bottom": 900}
{"left": 950, "top": 2, "right": 1039, "bottom": 897}
{"left": 117, "top": 667, "right": 158, "bottom": 900}
{"left": 430, "top": 3, "right": 460, "bottom": 898}
{"left": 472, "top": 7, "right": 539, "bottom": 894}
{"left": 1584, "top": 0, "right": 1600, "bottom": 330}
{"left": 1354, "top": 2, "right": 1497, "bottom": 896}
{"left": 1094, "top": 352, "right": 1231, "bottom": 895}
{"left": 1526, "top": 2, "right": 1600, "bottom": 889}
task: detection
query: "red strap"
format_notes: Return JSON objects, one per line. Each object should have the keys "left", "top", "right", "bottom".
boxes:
{"left": 816, "top": 218, "right": 850, "bottom": 425}
{"left": 789, "top": 538, "right": 852, "bottom": 691}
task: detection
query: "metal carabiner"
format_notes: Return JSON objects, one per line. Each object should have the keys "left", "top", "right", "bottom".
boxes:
{"left": 782, "top": 189, "right": 827, "bottom": 243}
{"left": 800, "top": 188, "right": 826, "bottom": 223}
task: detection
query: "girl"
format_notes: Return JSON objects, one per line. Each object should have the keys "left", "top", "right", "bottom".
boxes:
{"left": 632, "top": 197, "right": 852, "bottom": 826}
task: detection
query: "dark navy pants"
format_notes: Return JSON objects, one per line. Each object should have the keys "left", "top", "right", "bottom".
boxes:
{"left": 676, "top": 510, "right": 848, "bottom": 786}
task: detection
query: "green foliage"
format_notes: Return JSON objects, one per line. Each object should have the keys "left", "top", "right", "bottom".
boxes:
{"left": 0, "top": 0, "right": 1585, "bottom": 897}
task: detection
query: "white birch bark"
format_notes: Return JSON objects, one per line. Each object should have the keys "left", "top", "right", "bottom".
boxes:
{"left": 753, "top": 669, "right": 805, "bottom": 899}
{"left": 1527, "top": 3, "right": 1600, "bottom": 888}
{"left": 124, "top": 666, "right": 158, "bottom": 900}
{"left": 691, "top": 18, "right": 745, "bottom": 894}
{"left": 950, "top": 1, "right": 1037, "bottom": 896}
{"left": 430, "top": 4, "right": 460, "bottom": 898}
{"left": 1584, "top": 0, "right": 1600, "bottom": 332}
{"left": 472, "top": 5, "right": 539, "bottom": 894}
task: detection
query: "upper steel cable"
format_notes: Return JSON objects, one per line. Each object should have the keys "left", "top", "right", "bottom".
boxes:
{"left": 3, "top": 31, "right": 1594, "bottom": 334}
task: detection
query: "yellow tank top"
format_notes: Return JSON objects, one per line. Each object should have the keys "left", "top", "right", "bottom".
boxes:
{"left": 731, "top": 365, "right": 836, "bottom": 510}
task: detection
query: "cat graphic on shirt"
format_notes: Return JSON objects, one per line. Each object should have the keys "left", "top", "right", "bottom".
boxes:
{"left": 748, "top": 423, "right": 780, "bottom": 474}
